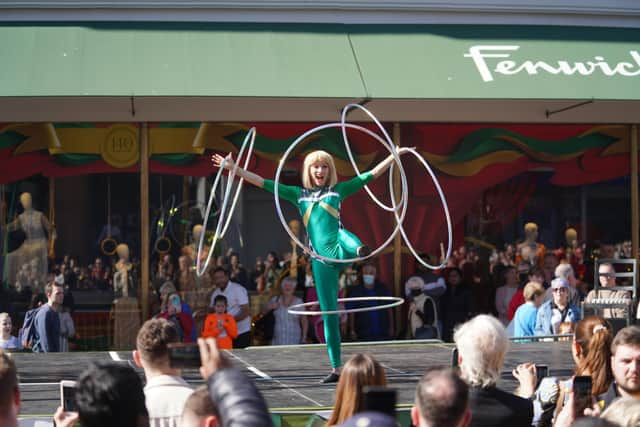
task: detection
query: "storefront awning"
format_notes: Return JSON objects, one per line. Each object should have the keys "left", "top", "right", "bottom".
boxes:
{"left": 1, "top": 23, "right": 640, "bottom": 122}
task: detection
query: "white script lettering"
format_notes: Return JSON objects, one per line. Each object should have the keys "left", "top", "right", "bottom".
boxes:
{"left": 463, "top": 45, "right": 640, "bottom": 82}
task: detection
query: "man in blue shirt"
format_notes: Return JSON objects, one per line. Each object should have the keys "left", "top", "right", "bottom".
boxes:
{"left": 33, "top": 280, "right": 64, "bottom": 352}
{"left": 513, "top": 282, "right": 545, "bottom": 337}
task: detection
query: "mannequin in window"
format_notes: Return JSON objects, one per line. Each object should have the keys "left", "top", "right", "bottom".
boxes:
{"left": 4, "top": 192, "right": 51, "bottom": 292}
{"left": 516, "top": 222, "right": 545, "bottom": 268}
{"left": 112, "top": 243, "right": 140, "bottom": 350}
{"left": 113, "top": 244, "right": 135, "bottom": 297}
{"left": 182, "top": 224, "right": 209, "bottom": 266}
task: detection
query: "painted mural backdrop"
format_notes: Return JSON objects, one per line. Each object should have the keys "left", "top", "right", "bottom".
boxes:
{"left": 0, "top": 122, "right": 633, "bottom": 277}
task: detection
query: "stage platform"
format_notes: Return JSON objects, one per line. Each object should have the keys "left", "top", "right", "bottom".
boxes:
{"left": 13, "top": 339, "right": 574, "bottom": 424}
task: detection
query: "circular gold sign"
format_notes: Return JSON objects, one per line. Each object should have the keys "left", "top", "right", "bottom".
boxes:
{"left": 101, "top": 126, "right": 139, "bottom": 168}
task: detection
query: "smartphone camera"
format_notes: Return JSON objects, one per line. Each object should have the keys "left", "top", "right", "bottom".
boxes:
{"left": 170, "top": 295, "right": 181, "bottom": 309}
{"left": 572, "top": 375, "right": 593, "bottom": 418}
{"left": 362, "top": 386, "right": 397, "bottom": 418}
{"left": 451, "top": 347, "right": 459, "bottom": 368}
{"left": 536, "top": 364, "right": 548, "bottom": 385}
{"left": 60, "top": 380, "right": 77, "bottom": 413}
{"left": 168, "top": 342, "right": 201, "bottom": 369}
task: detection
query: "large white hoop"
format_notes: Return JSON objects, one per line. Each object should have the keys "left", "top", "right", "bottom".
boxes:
{"left": 200, "top": 104, "right": 453, "bottom": 273}
{"left": 196, "top": 128, "right": 256, "bottom": 276}
{"left": 273, "top": 103, "right": 453, "bottom": 268}
{"left": 273, "top": 122, "right": 408, "bottom": 264}
{"left": 287, "top": 296, "right": 405, "bottom": 316}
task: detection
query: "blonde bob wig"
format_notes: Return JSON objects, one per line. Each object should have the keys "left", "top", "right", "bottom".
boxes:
{"left": 302, "top": 150, "right": 338, "bottom": 189}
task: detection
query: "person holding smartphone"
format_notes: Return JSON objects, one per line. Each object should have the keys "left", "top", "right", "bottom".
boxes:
{"left": 202, "top": 295, "right": 237, "bottom": 349}
{"left": 133, "top": 318, "right": 194, "bottom": 427}
{"left": 549, "top": 316, "right": 614, "bottom": 427}
{"left": 326, "top": 353, "right": 388, "bottom": 426}
{"left": 157, "top": 292, "right": 194, "bottom": 343}
{"left": 453, "top": 315, "right": 533, "bottom": 427}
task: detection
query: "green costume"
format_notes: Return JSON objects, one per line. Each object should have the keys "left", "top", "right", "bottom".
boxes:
{"left": 263, "top": 171, "right": 373, "bottom": 368}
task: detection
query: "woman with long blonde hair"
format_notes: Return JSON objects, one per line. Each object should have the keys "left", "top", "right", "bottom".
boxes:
{"left": 326, "top": 353, "right": 387, "bottom": 426}
{"left": 213, "top": 147, "right": 410, "bottom": 382}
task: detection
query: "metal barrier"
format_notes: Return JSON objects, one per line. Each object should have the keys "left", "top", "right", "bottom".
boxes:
{"left": 509, "top": 334, "right": 573, "bottom": 342}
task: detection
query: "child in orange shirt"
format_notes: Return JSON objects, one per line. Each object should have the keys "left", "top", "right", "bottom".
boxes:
{"left": 202, "top": 295, "right": 238, "bottom": 349}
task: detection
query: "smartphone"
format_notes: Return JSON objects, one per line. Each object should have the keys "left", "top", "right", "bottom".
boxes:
{"left": 451, "top": 347, "right": 459, "bottom": 368}
{"left": 362, "top": 386, "right": 396, "bottom": 418}
{"left": 170, "top": 295, "right": 181, "bottom": 309}
{"left": 60, "top": 380, "right": 77, "bottom": 412}
{"left": 536, "top": 364, "right": 548, "bottom": 384}
{"left": 168, "top": 342, "right": 201, "bottom": 369}
{"left": 573, "top": 375, "right": 593, "bottom": 418}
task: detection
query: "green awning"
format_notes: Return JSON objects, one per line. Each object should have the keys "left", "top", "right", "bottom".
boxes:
{"left": 0, "top": 23, "right": 367, "bottom": 98}
{"left": 2, "top": 23, "right": 640, "bottom": 101}
{"left": 350, "top": 25, "right": 640, "bottom": 100}
{"left": 1, "top": 23, "right": 640, "bottom": 123}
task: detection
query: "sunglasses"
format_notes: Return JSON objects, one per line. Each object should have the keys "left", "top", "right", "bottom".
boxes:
{"left": 552, "top": 287, "right": 567, "bottom": 292}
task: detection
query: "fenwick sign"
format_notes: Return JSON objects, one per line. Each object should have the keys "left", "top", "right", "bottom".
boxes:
{"left": 463, "top": 45, "right": 640, "bottom": 82}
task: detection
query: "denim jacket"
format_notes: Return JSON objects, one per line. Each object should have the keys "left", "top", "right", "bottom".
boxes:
{"left": 534, "top": 299, "right": 581, "bottom": 336}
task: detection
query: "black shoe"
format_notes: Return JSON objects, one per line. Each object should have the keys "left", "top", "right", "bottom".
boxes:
{"left": 356, "top": 245, "right": 371, "bottom": 257}
{"left": 320, "top": 372, "right": 340, "bottom": 384}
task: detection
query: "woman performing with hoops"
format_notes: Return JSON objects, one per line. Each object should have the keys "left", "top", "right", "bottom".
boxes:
{"left": 212, "top": 148, "right": 411, "bottom": 382}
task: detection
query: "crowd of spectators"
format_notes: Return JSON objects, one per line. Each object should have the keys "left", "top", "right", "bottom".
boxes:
{"left": 3, "top": 313, "right": 640, "bottom": 427}
{"left": 2, "top": 218, "right": 638, "bottom": 351}
{"left": 2, "top": 227, "right": 637, "bottom": 357}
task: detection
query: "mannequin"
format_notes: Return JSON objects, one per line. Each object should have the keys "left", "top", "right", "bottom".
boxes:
{"left": 182, "top": 224, "right": 213, "bottom": 292}
{"left": 288, "top": 219, "right": 302, "bottom": 278}
{"left": 516, "top": 222, "right": 545, "bottom": 267}
{"left": 112, "top": 243, "right": 140, "bottom": 350}
{"left": 554, "top": 227, "right": 578, "bottom": 263}
{"left": 5, "top": 192, "right": 51, "bottom": 291}
{"left": 113, "top": 244, "right": 134, "bottom": 297}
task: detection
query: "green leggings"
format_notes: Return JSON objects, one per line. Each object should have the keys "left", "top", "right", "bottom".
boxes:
{"left": 312, "top": 228, "right": 362, "bottom": 369}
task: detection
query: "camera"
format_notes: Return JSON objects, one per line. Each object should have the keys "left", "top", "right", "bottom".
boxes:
{"left": 60, "top": 380, "right": 77, "bottom": 412}
{"left": 168, "top": 342, "right": 201, "bottom": 369}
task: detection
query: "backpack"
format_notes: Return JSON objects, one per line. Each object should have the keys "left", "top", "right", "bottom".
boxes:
{"left": 19, "top": 306, "right": 42, "bottom": 349}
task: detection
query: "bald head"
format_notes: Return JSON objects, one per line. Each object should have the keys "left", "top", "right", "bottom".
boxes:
{"left": 412, "top": 367, "right": 470, "bottom": 427}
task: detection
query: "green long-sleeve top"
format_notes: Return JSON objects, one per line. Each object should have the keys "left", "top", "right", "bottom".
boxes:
{"left": 263, "top": 172, "right": 373, "bottom": 257}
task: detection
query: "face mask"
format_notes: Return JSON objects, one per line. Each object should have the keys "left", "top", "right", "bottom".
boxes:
{"left": 305, "top": 275, "right": 314, "bottom": 287}
{"left": 363, "top": 274, "right": 375, "bottom": 286}
{"left": 411, "top": 288, "right": 422, "bottom": 297}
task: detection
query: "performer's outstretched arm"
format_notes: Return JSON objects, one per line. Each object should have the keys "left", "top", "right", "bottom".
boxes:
{"left": 369, "top": 147, "right": 413, "bottom": 179}
{"left": 212, "top": 153, "right": 265, "bottom": 188}
{"left": 213, "top": 152, "right": 300, "bottom": 203}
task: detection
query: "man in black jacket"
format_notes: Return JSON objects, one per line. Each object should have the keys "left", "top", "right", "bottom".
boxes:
{"left": 453, "top": 315, "right": 533, "bottom": 427}
{"left": 198, "top": 338, "right": 273, "bottom": 427}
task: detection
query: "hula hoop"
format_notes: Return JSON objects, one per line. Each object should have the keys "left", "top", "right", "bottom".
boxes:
{"left": 341, "top": 103, "right": 452, "bottom": 269}
{"left": 274, "top": 122, "right": 409, "bottom": 265}
{"left": 196, "top": 128, "right": 256, "bottom": 276}
{"left": 341, "top": 103, "right": 400, "bottom": 213}
{"left": 287, "top": 296, "right": 404, "bottom": 316}
{"left": 395, "top": 148, "right": 452, "bottom": 270}
{"left": 100, "top": 237, "right": 118, "bottom": 256}
{"left": 274, "top": 103, "right": 452, "bottom": 268}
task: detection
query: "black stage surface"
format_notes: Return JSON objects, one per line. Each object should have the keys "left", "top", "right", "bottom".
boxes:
{"left": 13, "top": 340, "right": 574, "bottom": 416}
